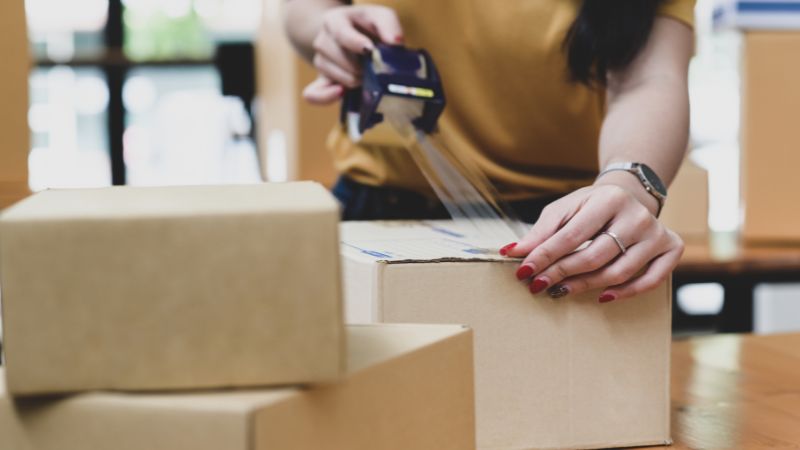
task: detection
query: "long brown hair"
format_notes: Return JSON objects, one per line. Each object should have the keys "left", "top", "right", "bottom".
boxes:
{"left": 564, "top": 0, "right": 665, "bottom": 86}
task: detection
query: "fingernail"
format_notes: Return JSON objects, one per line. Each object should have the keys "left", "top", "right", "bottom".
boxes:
{"left": 515, "top": 264, "right": 534, "bottom": 281}
{"left": 529, "top": 277, "right": 549, "bottom": 295}
{"left": 599, "top": 293, "right": 617, "bottom": 303}
{"left": 548, "top": 284, "right": 570, "bottom": 299}
{"left": 499, "top": 242, "right": 517, "bottom": 256}
{"left": 394, "top": 35, "right": 404, "bottom": 44}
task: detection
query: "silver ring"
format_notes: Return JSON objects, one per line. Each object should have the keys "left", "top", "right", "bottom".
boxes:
{"left": 600, "top": 231, "right": 627, "bottom": 254}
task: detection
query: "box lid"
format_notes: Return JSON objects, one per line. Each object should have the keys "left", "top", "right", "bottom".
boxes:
{"left": 341, "top": 221, "right": 513, "bottom": 264}
{"left": 0, "top": 182, "right": 337, "bottom": 222}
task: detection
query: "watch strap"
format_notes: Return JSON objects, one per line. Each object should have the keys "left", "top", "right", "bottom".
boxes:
{"left": 597, "top": 162, "right": 665, "bottom": 217}
{"left": 602, "top": 162, "right": 636, "bottom": 173}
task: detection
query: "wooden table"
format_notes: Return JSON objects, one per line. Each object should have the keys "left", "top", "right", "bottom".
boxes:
{"left": 674, "top": 233, "right": 800, "bottom": 334}
{"left": 663, "top": 332, "right": 800, "bottom": 449}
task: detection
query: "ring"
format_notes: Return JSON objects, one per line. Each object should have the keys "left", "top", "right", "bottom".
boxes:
{"left": 600, "top": 231, "right": 627, "bottom": 255}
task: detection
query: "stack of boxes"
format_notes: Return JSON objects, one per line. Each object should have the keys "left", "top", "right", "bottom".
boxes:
{"left": 0, "top": 182, "right": 475, "bottom": 449}
{"left": 0, "top": 181, "right": 675, "bottom": 449}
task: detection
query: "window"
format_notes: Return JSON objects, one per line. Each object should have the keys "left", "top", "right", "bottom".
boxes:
{"left": 27, "top": 0, "right": 262, "bottom": 190}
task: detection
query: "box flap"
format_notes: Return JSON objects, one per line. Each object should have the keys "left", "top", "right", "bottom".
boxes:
{"left": 341, "top": 221, "right": 514, "bottom": 264}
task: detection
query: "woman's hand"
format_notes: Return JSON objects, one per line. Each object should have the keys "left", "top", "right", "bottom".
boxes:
{"left": 503, "top": 174, "right": 684, "bottom": 303}
{"left": 302, "top": 5, "right": 404, "bottom": 105}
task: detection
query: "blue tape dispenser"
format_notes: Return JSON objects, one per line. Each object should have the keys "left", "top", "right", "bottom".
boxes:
{"left": 341, "top": 44, "right": 446, "bottom": 141}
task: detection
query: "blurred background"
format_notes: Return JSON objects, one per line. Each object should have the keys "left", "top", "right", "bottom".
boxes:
{"left": 20, "top": 0, "right": 741, "bottom": 220}
{"left": 2, "top": 0, "right": 799, "bottom": 335}
{"left": 25, "top": 0, "right": 263, "bottom": 189}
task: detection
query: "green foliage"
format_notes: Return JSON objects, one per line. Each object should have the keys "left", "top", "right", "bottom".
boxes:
{"left": 123, "top": 5, "right": 213, "bottom": 61}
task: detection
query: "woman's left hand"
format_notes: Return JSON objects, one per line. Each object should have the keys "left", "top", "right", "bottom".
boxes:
{"left": 503, "top": 178, "right": 684, "bottom": 303}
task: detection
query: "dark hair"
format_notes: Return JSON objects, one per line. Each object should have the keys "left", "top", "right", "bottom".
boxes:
{"left": 564, "top": 0, "right": 664, "bottom": 86}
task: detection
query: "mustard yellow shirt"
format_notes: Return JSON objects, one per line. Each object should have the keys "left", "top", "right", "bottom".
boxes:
{"left": 329, "top": 0, "right": 695, "bottom": 200}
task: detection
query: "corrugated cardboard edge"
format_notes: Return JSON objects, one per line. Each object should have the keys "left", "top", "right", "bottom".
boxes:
{"left": 478, "top": 438, "right": 672, "bottom": 450}
{"left": 374, "top": 263, "right": 385, "bottom": 323}
{"left": 380, "top": 257, "right": 511, "bottom": 264}
{"left": 326, "top": 210, "right": 347, "bottom": 380}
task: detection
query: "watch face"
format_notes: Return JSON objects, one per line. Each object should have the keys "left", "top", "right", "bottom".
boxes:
{"left": 639, "top": 164, "right": 667, "bottom": 197}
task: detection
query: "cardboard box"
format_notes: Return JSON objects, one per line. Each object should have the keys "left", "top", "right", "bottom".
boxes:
{"left": 2, "top": 324, "right": 475, "bottom": 450}
{"left": 342, "top": 221, "right": 672, "bottom": 450}
{"left": 660, "top": 157, "right": 709, "bottom": 243}
{"left": 255, "top": 0, "right": 339, "bottom": 186}
{"left": 741, "top": 32, "right": 800, "bottom": 243}
{"left": 0, "top": 0, "right": 30, "bottom": 209}
{"left": 0, "top": 182, "right": 344, "bottom": 395}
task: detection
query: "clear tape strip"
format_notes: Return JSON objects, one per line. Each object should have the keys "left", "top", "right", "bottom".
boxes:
{"left": 385, "top": 112, "right": 527, "bottom": 243}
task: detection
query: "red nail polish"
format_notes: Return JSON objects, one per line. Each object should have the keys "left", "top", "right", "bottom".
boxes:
{"left": 599, "top": 293, "right": 616, "bottom": 303}
{"left": 529, "top": 278, "right": 549, "bottom": 294}
{"left": 395, "top": 35, "right": 405, "bottom": 43}
{"left": 499, "top": 242, "right": 517, "bottom": 256}
{"left": 516, "top": 265, "right": 534, "bottom": 280}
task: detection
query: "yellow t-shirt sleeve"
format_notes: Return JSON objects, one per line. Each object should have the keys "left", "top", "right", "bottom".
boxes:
{"left": 658, "top": 0, "right": 696, "bottom": 28}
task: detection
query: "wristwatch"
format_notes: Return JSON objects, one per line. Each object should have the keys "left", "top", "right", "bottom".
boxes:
{"left": 596, "top": 162, "right": 667, "bottom": 217}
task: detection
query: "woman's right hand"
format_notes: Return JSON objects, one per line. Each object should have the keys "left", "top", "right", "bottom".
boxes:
{"left": 303, "top": 5, "right": 405, "bottom": 105}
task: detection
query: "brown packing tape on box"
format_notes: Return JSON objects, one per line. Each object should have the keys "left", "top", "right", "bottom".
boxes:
{"left": 341, "top": 221, "right": 672, "bottom": 450}
{"left": 741, "top": 32, "right": 800, "bottom": 243}
{"left": 0, "top": 0, "right": 31, "bottom": 209}
{"left": 1, "top": 324, "right": 476, "bottom": 450}
{"left": 0, "top": 182, "right": 344, "bottom": 395}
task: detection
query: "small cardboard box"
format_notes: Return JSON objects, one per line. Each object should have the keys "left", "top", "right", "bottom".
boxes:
{"left": 342, "top": 221, "right": 672, "bottom": 450}
{"left": 0, "top": 182, "right": 344, "bottom": 395}
{"left": 0, "top": 0, "right": 30, "bottom": 209}
{"left": 660, "top": 157, "right": 709, "bottom": 243}
{"left": 741, "top": 32, "right": 800, "bottom": 243}
{"left": 2, "top": 324, "right": 475, "bottom": 450}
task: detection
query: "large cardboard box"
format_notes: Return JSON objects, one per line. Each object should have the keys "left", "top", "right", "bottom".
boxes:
{"left": 1, "top": 324, "right": 475, "bottom": 450}
{"left": 255, "top": 0, "right": 339, "bottom": 186}
{"left": 660, "top": 157, "right": 709, "bottom": 243}
{"left": 741, "top": 32, "right": 800, "bottom": 243}
{"left": 342, "top": 221, "right": 672, "bottom": 450}
{"left": 0, "top": 182, "right": 344, "bottom": 395}
{"left": 0, "top": 0, "right": 30, "bottom": 209}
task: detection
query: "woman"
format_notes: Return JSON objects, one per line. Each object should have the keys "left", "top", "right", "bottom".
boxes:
{"left": 284, "top": 0, "right": 694, "bottom": 303}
